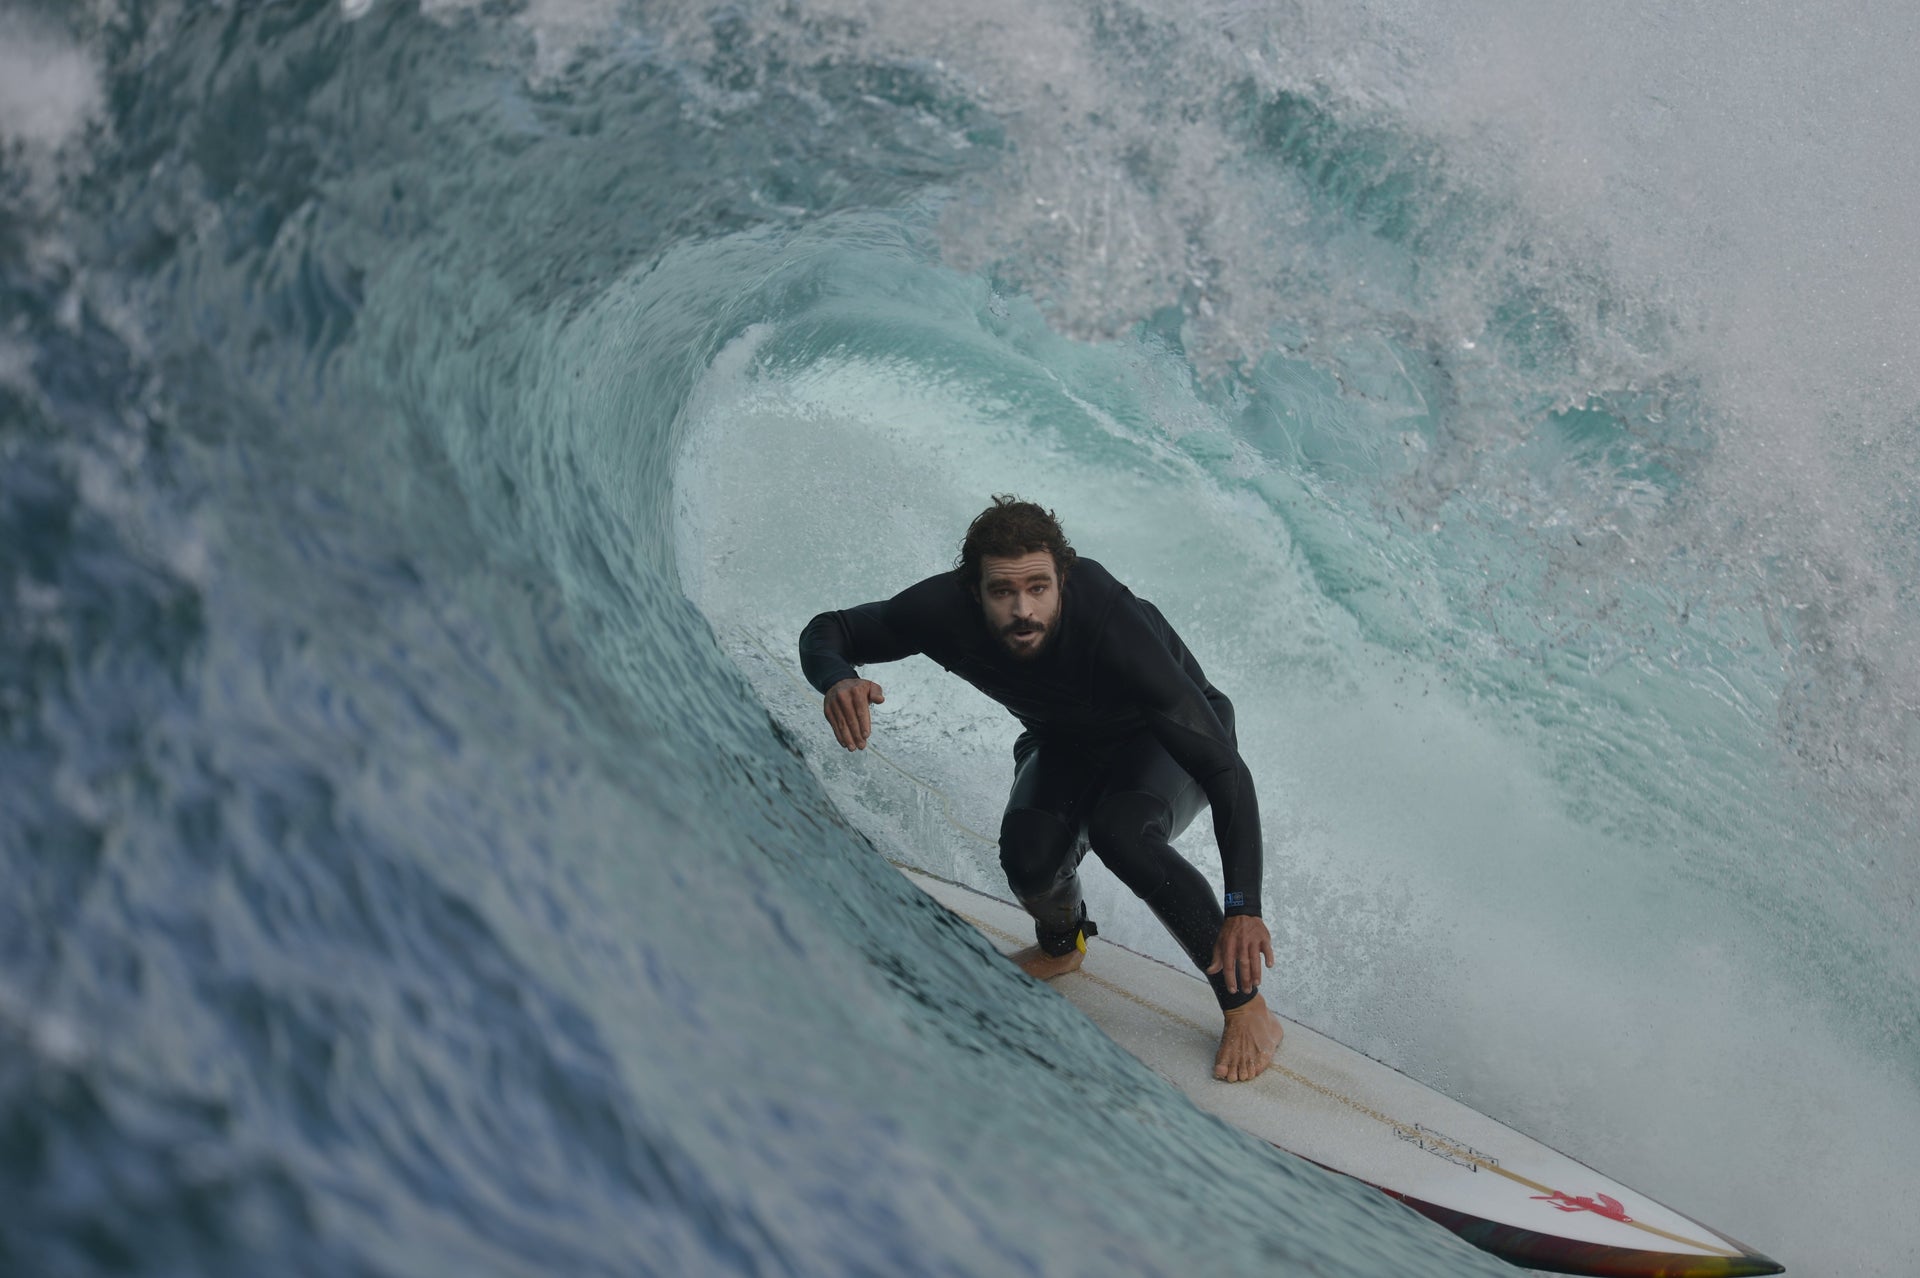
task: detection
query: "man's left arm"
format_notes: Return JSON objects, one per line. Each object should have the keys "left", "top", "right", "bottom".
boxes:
{"left": 1102, "top": 599, "right": 1272, "bottom": 993}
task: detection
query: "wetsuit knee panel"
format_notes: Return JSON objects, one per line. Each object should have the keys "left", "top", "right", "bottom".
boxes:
{"left": 998, "top": 806, "right": 1078, "bottom": 896}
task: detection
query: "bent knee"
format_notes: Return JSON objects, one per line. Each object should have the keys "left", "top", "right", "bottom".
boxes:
{"left": 998, "top": 807, "right": 1077, "bottom": 896}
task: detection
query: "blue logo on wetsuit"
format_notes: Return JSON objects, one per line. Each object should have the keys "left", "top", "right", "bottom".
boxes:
{"left": 1224, "top": 891, "right": 1244, "bottom": 908}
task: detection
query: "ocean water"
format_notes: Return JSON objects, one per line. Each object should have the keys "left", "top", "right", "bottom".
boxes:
{"left": 3, "top": 1, "right": 1916, "bottom": 1276}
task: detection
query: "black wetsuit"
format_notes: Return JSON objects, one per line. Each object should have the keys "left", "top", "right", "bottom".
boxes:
{"left": 799, "top": 557, "right": 1264, "bottom": 1009}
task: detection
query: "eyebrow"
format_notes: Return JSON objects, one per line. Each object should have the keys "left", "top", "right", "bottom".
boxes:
{"left": 986, "top": 570, "right": 1053, "bottom": 587}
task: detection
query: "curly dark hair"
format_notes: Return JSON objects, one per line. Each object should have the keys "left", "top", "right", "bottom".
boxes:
{"left": 955, "top": 495, "right": 1077, "bottom": 594}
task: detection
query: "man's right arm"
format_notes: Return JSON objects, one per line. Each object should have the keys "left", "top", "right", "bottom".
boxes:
{"left": 799, "top": 598, "right": 923, "bottom": 750}
{"left": 798, "top": 599, "right": 922, "bottom": 692}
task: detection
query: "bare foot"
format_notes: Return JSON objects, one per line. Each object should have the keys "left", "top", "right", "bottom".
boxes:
{"left": 1011, "top": 943, "right": 1084, "bottom": 981}
{"left": 1214, "top": 993, "right": 1284, "bottom": 1082}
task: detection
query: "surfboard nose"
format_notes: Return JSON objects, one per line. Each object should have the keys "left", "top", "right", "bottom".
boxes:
{"left": 1386, "top": 1189, "right": 1786, "bottom": 1277}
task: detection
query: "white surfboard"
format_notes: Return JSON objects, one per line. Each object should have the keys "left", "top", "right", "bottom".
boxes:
{"left": 903, "top": 866, "right": 1783, "bottom": 1278}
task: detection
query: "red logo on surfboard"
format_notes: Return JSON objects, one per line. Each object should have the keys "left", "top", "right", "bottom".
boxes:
{"left": 1532, "top": 1191, "right": 1633, "bottom": 1223}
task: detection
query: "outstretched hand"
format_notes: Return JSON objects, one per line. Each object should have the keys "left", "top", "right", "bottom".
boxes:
{"left": 823, "top": 678, "right": 886, "bottom": 750}
{"left": 1207, "top": 914, "right": 1274, "bottom": 995}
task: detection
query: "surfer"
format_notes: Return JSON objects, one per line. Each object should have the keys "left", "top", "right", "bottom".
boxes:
{"left": 799, "top": 496, "right": 1283, "bottom": 1082}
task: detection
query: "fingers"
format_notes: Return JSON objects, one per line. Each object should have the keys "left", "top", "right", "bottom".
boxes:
{"left": 854, "top": 681, "right": 881, "bottom": 747}
{"left": 1211, "top": 921, "right": 1273, "bottom": 994}
{"left": 826, "top": 690, "right": 853, "bottom": 749}
{"left": 823, "top": 685, "right": 853, "bottom": 749}
{"left": 1209, "top": 943, "right": 1251, "bottom": 991}
{"left": 1246, "top": 928, "right": 1274, "bottom": 989}
{"left": 823, "top": 681, "right": 884, "bottom": 750}
{"left": 845, "top": 694, "right": 867, "bottom": 750}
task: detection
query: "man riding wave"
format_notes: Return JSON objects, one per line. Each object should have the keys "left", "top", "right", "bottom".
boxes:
{"left": 799, "top": 496, "right": 1283, "bottom": 1082}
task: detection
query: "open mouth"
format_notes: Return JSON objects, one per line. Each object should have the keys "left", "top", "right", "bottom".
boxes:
{"left": 1003, "top": 624, "right": 1046, "bottom": 652}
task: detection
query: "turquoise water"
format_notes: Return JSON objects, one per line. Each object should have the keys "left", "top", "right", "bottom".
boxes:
{"left": 3, "top": 2, "right": 1916, "bottom": 1275}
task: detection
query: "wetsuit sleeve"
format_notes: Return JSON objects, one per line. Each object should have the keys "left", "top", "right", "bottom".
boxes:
{"left": 1100, "top": 600, "right": 1265, "bottom": 917}
{"left": 798, "top": 597, "right": 924, "bottom": 693}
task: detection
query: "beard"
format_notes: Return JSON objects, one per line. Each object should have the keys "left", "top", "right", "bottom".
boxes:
{"left": 999, "top": 618, "right": 1051, "bottom": 660}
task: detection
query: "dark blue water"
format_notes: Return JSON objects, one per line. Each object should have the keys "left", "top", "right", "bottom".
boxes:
{"left": 4, "top": 2, "right": 1916, "bottom": 1275}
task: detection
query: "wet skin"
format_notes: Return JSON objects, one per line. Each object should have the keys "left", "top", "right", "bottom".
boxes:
{"left": 1012, "top": 942, "right": 1282, "bottom": 1081}
{"left": 977, "top": 549, "right": 1062, "bottom": 661}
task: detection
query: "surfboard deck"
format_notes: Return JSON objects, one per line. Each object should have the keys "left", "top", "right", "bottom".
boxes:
{"left": 903, "top": 866, "right": 1783, "bottom": 1278}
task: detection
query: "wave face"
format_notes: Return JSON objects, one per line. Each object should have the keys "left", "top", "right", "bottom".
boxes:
{"left": 4, "top": 1, "right": 1915, "bottom": 1275}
